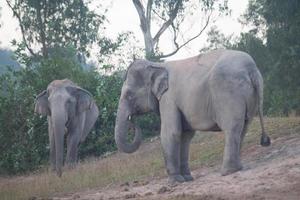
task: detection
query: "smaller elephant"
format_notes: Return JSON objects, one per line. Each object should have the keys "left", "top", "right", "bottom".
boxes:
{"left": 35, "top": 79, "right": 99, "bottom": 177}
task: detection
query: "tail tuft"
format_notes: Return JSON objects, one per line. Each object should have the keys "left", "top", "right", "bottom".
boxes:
{"left": 260, "top": 134, "right": 271, "bottom": 147}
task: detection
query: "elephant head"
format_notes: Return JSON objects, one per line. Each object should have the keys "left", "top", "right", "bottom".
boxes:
{"left": 34, "top": 79, "right": 95, "bottom": 176}
{"left": 115, "top": 60, "right": 168, "bottom": 153}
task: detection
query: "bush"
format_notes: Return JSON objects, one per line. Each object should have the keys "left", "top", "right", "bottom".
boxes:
{"left": 0, "top": 47, "right": 114, "bottom": 174}
{"left": 0, "top": 67, "right": 48, "bottom": 174}
{"left": 0, "top": 45, "right": 161, "bottom": 174}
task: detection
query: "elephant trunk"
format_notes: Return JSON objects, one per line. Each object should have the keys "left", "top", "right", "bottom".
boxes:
{"left": 114, "top": 100, "right": 142, "bottom": 153}
{"left": 51, "top": 107, "right": 66, "bottom": 177}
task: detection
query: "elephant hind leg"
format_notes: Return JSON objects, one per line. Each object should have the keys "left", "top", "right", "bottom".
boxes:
{"left": 240, "top": 119, "right": 250, "bottom": 148}
{"left": 180, "top": 131, "right": 195, "bottom": 181}
{"left": 80, "top": 103, "right": 99, "bottom": 142}
{"left": 220, "top": 119, "right": 245, "bottom": 176}
{"left": 213, "top": 93, "right": 247, "bottom": 175}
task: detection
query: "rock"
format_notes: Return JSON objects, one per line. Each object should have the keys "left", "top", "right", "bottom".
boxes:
{"left": 141, "top": 181, "right": 149, "bottom": 186}
{"left": 157, "top": 186, "right": 170, "bottom": 194}
{"left": 132, "top": 180, "right": 149, "bottom": 187}
{"left": 120, "top": 182, "right": 130, "bottom": 187}
{"left": 144, "top": 191, "right": 153, "bottom": 196}
{"left": 124, "top": 193, "right": 139, "bottom": 199}
{"left": 72, "top": 194, "right": 80, "bottom": 199}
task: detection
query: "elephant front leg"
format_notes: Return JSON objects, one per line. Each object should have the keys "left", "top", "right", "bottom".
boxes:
{"left": 49, "top": 132, "right": 56, "bottom": 171}
{"left": 66, "top": 130, "right": 80, "bottom": 168}
{"left": 160, "top": 104, "right": 184, "bottom": 185}
{"left": 180, "top": 131, "right": 195, "bottom": 181}
{"left": 161, "top": 132, "right": 185, "bottom": 185}
{"left": 48, "top": 117, "right": 56, "bottom": 171}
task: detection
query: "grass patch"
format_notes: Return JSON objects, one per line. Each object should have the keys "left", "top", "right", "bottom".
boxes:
{"left": 0, "top": 149, "right": 165, "bottom": 200}
{"left": 0, "top": 117, "right": 299, "bottom": 200}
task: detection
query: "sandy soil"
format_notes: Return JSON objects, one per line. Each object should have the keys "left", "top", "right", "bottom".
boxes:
{"left": 54, "top": 135, "right": 300, "bottom": 200}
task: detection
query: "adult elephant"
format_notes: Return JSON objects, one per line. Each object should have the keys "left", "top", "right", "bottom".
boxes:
{"left": 114, "top": 49, "right": 271, "bottom": 184}
{"left": 35, "top": 79, "right": 99, "bottom": 177}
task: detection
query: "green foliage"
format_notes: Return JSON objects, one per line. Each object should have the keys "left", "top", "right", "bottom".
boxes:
{"left": 1, "top": 0, "right": 146, "bottom": 174}
{"left": 0, "top": 43, "right": 159, "bottom": 174}
{"left": 0, "top": 67, "right": 47, "bottom": 174}
{"left": 200, "top": 25, "right": 233, "bottom": 52}
{"left": 6, "top": 0, "right": 106, "bottom": 57}
{"left": 80, "top": 72, "right": 123, "bottom": 157}
{"left": 242, "top": 0, "right": 300, "bottom": 115}
{"left": 0, "top": 46, "right": 118, "bottom": 174}
{"left": 0, "top": 49, "right": 20, "bottom": 74}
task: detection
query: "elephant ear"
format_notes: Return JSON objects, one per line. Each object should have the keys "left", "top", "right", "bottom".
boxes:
{"left": 34, "top": 90, "right": 50, "bottom": 116}
{"left": 67, "top": 86, "right": 93, "bottom": 114}
{"left": 148, "top": 65, "right": 169, "bottom": 100}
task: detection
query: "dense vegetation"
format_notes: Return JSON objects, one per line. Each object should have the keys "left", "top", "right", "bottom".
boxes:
{"left": 0, "top": 0, "right": 299, "bottom": 174}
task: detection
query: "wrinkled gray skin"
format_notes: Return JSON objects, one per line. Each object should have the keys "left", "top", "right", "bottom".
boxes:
{"left": 115, "top": 49, "right": 271, "bottom": 184}
{"left": 35, "top": 79, "right": 99, "bottom": 177}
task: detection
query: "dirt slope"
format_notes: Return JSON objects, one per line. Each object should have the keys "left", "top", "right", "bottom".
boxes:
{"left": 56, "top": 130, "right": 300, "bottom": 200}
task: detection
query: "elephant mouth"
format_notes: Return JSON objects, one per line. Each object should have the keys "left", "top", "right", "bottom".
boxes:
{"left": 130, "top": 104, "right": 153, "bottom": 116}
{"left": 127, "top": 115, "right": 141, "bottom": 136}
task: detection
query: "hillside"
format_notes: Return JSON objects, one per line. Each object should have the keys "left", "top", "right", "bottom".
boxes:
{"left": 1, "top": 117, "right": 300, "bottom": 200}
{"left": 0, "top": 49, "right": 20, "bottom": 74}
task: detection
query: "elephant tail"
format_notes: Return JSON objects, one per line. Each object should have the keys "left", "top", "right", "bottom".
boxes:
{"left": 250, "top": 68, "right": 271, "bottom": 147}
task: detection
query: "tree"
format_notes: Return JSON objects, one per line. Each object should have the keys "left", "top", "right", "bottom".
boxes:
{"left": 0, "top": 46, "right": 98, "bottom": 174}
{"left": 243, "top": 0, "right": 300, "bottom": 115}
{"left": 199, "top": 25, "right": 233, "bottom": 52}
{"left": 132, "top": 0, "right": 229, "bottom": 60}
{"left": 6, "top": 0, "right": 105, "bottom": 58}
{"left": 1, "top": 1, "right": 132, "bottom": 174}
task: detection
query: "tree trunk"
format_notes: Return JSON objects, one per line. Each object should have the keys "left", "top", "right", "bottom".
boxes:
{"left": 36, "top": 2, "right": 47, "bottom": 57}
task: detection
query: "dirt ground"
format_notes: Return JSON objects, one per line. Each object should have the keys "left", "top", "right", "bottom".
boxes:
{"left": 53, "top": 133, "right": 300, "bottom": 200}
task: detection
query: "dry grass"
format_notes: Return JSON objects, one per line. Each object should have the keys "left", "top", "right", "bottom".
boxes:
{"left": 1, "top": 117, "right": 299, "bottom": 200}
{"left": 0, "top": 147, "right": 165, "bottom": 200}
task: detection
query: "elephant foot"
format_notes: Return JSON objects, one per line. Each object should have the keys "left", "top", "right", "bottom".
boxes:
{"left": 182, "top": 174, "right": 194, "bottom": 182}
{"left": 221, "top": 164, "right": 243, "bottom": 176}
{"left": 168, "top": 174, "right": 185, "bottom": 186}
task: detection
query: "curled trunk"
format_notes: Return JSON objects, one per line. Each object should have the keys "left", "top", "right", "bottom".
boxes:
{"left": 114, "top": 101, "right": 142, "bottom": 153}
